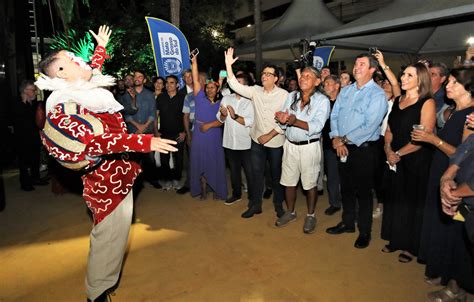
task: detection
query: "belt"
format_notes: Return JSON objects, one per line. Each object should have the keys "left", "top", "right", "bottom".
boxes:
{"left": 288, "top": 138, "right": 319, "bottom": 145}
{"left": 346, "top": 141, "right": 377, "bottom": 148}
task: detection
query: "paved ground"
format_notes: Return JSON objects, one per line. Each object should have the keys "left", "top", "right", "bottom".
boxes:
{"left": 0, "top": 169, "right": 435, "bottom": 301}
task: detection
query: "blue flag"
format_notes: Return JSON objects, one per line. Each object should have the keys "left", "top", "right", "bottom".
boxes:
{"left": 146, "top": 17, "right": 191, "bottom": 88}
{"left": 312, "top": 46, "right": 335, "bottom": 71}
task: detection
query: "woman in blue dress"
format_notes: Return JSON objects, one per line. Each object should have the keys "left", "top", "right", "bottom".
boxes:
{"left": 189, "top": 53, "right": 227, "bottom": 200}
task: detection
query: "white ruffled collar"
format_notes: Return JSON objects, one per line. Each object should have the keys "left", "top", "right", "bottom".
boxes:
{"left": 35, "top": 72, "right": 124, "bottom": 114}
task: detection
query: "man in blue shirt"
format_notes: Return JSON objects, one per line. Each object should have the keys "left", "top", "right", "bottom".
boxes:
{"left": 326, "top": 54, "right": 387, "bottom": 249}
{"left": 122, "top": 71, "right": 160, "bottom": 188}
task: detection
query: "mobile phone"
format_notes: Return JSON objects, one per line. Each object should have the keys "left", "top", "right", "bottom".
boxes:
{"left": 219, "top": 70, "right": 227, "bottom": 78}
{"left": 467, "top": 37, "right": 474, "bottom": 46}
{"left": 369, "top": 47, "right": 378, "bottom": 55}
{"left": 190, "top": 48, "right": 199, "bottom": 60}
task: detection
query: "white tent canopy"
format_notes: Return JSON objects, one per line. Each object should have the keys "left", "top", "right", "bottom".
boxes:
{"left": 236, "top": 0, "right": 342, "bottom": 55}
{"left": 313, "top": 0, "right": 474, "bottom": 54}
{"left": 236, "top": 0, "right": 474, "bottom": 62}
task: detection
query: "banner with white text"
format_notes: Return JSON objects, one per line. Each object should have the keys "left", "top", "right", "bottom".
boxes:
{"left": 146, "top": 17, "right": 191, "bottom": 88}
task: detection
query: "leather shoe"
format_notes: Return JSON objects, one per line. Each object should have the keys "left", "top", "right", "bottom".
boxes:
{"left": 324, "top": 205, "right": 341, "bottom": 216}
{"left": 326, "top": 222, "right": 355, "bottom": 234}
{"left": 176, "top": 186, "right": 190, "bottom": 194}
{"left": 241, "top": 207, "right": 262, "bottom": 218}
{"left": 354, "top": 233, "right": 371, "bottom": 249}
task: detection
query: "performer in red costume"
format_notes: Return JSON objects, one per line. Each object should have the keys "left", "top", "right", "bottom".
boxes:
{"left": 35, "top": 26, "right": 177, "bottom": 302}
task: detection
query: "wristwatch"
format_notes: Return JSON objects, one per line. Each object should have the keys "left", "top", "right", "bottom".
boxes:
{"left": 233, "top": 114, "right": 240, "bottom": 120}
{"left": 341, "top": 136, "right": 349, "bottom": 145}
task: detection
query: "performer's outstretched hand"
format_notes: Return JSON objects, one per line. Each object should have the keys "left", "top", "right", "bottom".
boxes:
{"left": 150, "top": 137, "right": 178, "bottom": 154}
{"left": 89, "top": 25, "right": 112, "bottom": 48}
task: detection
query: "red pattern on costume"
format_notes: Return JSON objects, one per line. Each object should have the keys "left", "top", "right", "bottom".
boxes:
{"left": 42, "top": 105, "right": 153, "bottom": 224}
{"left": 89, "top": 46, "right": 110, "bottom": 70}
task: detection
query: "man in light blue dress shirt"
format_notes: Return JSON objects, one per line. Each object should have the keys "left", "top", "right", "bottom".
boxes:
{"left": 326, "top": 54, "right": 387, "bottom": 249}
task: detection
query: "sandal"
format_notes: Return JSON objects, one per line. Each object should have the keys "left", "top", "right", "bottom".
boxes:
{"left": 398, "top": 253, "right": 413, "bottom": 263}
{"left": 381, "top": 244, "right": 396, "bottom": 253}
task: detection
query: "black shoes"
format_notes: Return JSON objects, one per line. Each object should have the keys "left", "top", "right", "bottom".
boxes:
{"left": 176, "top": 186, "right": 190, "bottom": 194}
{"left": 224, "top": 196, "right": 241, "bottom": 206}
{"left": 324, "top": 206, "right": 341, "bottom": 216}
{"left": 318, "top": 189, "right": 324, "bottom": 196}
{"left": 354, "top": 233, "right": 371, "bottom": 249}
{"left": 326, "top": 222, "right": 355, "bottom": 234}
{"left": 241, "top": 206, "right": 262, "bottom": 218}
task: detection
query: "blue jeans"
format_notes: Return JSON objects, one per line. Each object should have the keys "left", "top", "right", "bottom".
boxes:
{"left": 249, "top": 141, "right": 284, "bottom": 212}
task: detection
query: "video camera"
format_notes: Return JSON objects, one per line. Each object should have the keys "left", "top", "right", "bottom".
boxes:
{"left": 293, "top": 39, "right": 318, "bottom": 69}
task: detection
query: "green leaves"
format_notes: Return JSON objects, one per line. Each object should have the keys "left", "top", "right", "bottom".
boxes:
{"left": 50, "top": 29, "right": 94, "bottom": 62}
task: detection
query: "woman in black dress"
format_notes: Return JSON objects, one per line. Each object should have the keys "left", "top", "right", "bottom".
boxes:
{"left": 382, "top": 62, "right": 436, "bottom": 262}
{"left": 413, "top": 67, "right": 474, "bottom": 300}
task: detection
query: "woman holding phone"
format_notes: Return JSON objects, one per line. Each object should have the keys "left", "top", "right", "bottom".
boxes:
{"left": 189, "top": 51, "right": 227, "bottom": 200}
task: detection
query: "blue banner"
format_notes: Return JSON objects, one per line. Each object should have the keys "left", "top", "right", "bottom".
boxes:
{"left": 146, "top": 17, "right": 191, "bottom": 88}
{"left": 312, "top": 46, "right": 335, "bottom": 71}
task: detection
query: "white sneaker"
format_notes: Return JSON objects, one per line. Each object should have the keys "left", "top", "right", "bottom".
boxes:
{"left": 242, "top": 183, "right": 248, "bottom": 193}
{"left": 372, "top": 207, "right": 383, "bottom": 219}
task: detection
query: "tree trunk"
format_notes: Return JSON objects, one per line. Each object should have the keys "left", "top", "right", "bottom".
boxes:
{"left": 254, "top": 0, "right": 262, "bottom": 74}
{"left": 170, "top": 0, "right": 180, "bottom": 28}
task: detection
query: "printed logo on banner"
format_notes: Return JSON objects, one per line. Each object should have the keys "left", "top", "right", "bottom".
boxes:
{"left": 158, "top": 33, "right": 183, "bottom": 75}
{"left": 313, "top": 56, "right": 324, "bottom": 70}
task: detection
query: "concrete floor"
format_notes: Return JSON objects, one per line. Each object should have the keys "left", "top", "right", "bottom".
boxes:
{"left": 0, "top": 169, "right": 436, "bottom": 301}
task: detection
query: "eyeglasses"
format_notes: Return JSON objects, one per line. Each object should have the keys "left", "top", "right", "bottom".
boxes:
{"left": 261, "top": 72, "right": 276, "bottom": 77}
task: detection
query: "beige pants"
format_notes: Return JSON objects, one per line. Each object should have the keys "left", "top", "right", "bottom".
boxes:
{"left": 86, "top": 191, "right": 133, "bottom": 300}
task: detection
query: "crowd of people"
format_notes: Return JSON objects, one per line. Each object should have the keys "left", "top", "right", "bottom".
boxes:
{"left": 14, "top": 34, "right": 474, "bottom": 301}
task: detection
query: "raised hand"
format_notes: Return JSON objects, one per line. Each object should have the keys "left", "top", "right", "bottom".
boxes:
{"left": 373, "top": 50, "right": 386, "bottom": 66}
{"left": 224, "top": 48, "right": 239, "bottom": 67}
{"left": 89, "top": 25, "right": 112, "bottom": 48}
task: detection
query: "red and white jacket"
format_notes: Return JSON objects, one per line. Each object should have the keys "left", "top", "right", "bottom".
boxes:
{"left": 38, "top": 46, "right": 151, "bottom": 224}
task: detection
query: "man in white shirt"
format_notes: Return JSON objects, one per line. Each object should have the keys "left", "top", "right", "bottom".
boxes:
{"left": 225, "top": 47, "right": 288, "bottom": 219}
{"left": 217, "top": 73, "right": 255, "bottom": 206}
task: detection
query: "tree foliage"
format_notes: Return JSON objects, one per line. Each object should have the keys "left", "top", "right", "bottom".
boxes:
{"left": 58, "top": 0, "right": 240, "bottom": 79}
